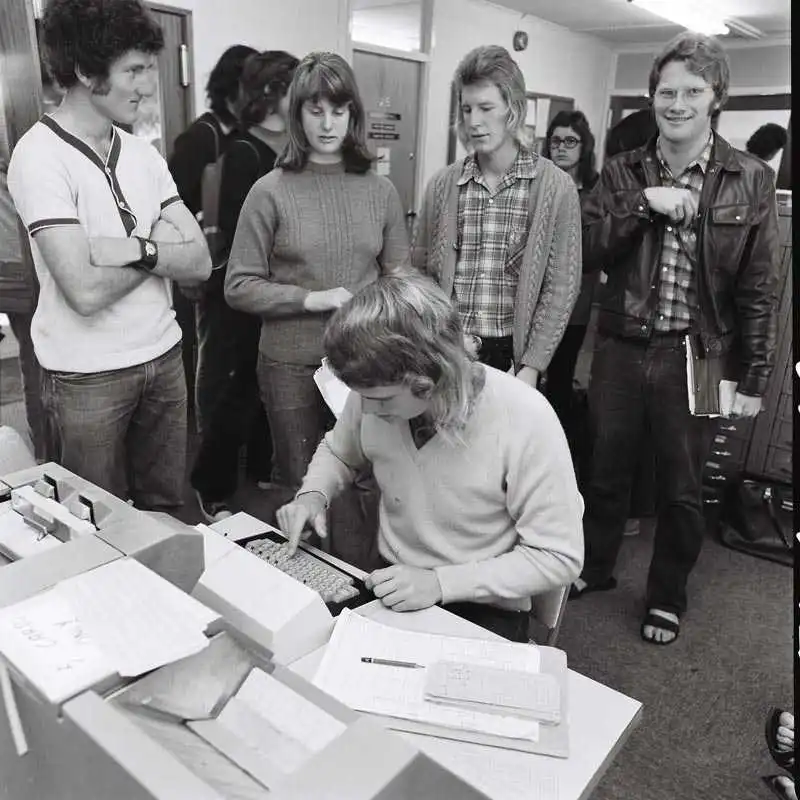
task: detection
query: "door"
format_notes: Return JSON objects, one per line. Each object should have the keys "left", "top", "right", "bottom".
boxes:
{"left": 352, "top": 50, "right": 421, "bottom": 223}
{"left": 144, "top": 4, "right": 194, "bottom": 158}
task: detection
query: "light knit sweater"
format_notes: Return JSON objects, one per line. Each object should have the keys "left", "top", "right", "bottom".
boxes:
{"left": 412, "top": 152, "right": 582, "bottom": 373}
{"left": 299, "top": 366, "right": 585, "bottom": 611}
{"left": 225, "top": 161, "right": 411, "bottom": 365}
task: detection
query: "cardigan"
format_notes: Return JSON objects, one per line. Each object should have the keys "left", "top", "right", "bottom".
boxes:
{"left": 412, "top": 152, "right": 582, "bottom": 373}
{"left": 298, "top": 366, "right": 585, "bottom": 611}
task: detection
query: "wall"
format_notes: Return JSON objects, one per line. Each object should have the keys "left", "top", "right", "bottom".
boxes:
{"left": 613, "top": 42, "right": 791, "bottom": 94}
{"left": 160, "top": 0, "right": 350, "bottom": 117}
{"left": 421, "top": 0, "right": 615, "bottom": 189}
{"left": 352, "top": 2, "right": 422, "bottom": 52}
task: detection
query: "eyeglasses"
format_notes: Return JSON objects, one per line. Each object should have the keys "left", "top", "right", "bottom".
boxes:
{"left": 654, "top": 87, "right": 711, "bottom": 104}
{"left": 549, "top": 136, "right": 581, "bottom": 150}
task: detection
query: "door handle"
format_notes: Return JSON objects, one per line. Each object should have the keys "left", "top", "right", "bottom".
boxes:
{"left": 179, "top": 44, "right": 190, "bottom": 88}
{"left": 406, "top": 211, "right": 417, "bottom": 218}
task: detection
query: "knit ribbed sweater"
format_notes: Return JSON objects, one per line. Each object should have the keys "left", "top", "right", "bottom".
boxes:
{"left": 225, "top": 161, "right": 411, "bottom": 365}
{"left": 299, "top": 366, "right": 585, "bottom": 611}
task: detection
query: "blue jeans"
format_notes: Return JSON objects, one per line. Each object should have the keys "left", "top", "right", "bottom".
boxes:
{"left": 581, "top": 333, "right": 715, "bottom": 614}
{"left": 256, "top": 354, "right": 335, "bottom": 490}
{"left": 42, "top": 343, "right": 187, "bottom": 509}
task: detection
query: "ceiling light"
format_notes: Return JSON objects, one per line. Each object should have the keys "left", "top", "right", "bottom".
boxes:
{"left": 631, "top": 0, "right": 730, "bottom": 36}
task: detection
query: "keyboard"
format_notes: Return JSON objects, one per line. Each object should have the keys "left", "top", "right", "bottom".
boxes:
{"left": 245, "top": 537, "right": 361, "bottom": 605}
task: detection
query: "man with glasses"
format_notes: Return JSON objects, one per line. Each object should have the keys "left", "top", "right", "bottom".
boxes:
{"left": 570, "top": 33, "right": 779, "bottom": 646}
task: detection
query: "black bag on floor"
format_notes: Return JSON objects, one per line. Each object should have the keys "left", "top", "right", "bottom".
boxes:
{"left": 718, "top": 479, "right": 793, "bottom": 567}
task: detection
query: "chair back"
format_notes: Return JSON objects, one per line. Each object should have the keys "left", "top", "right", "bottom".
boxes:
{"left": 530, "top": 585, "right": 569, "bottom": 646}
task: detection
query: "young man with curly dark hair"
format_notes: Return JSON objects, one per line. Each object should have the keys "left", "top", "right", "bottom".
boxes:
{"left": 7, "top": 0, "right": 211, "bottom": 509}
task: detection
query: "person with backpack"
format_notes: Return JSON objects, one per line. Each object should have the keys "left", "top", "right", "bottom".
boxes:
{"left": 191, "top": 50, "right": 299, "bottom": 522}
{"left": 168, "top": 44, "right": 257, "bottom": 434}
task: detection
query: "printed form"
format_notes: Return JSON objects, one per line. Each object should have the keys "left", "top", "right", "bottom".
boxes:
{"left": 313, "top": 609, "right": 542, "bottom": 742}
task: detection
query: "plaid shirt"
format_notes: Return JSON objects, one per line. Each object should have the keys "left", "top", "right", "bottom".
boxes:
{"left": 653, "top": 133, "right": 712, "bottom": 332}
{"left": 453, "top": 148, "right": 536, "bottom": 337}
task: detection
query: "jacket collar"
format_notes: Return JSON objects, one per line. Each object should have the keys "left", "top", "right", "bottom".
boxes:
{"left": 630, "top": 131, "right": 743, "bottom": 173}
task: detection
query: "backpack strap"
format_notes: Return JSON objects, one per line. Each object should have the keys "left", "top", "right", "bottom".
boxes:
{"left": 199, "top": 118, "right": 221, "bottom": 161}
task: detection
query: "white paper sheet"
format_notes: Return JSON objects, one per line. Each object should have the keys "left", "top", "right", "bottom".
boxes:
{"left": 313, "top": 609, "right": 541, "bottom": 742}
{"left": 0, "top": 588, "right": 114, "bottom": 704}
{"left": 313, "top": 360, "right": 351, "bottom": 419}
{"left": 232, "top": 668, "right": 346, "bottom": 754}
{"left": 57, "top": 558, "right": 218, "bottom": 677}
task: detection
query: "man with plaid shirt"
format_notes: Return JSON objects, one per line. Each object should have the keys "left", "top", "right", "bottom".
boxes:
{"left": 413, "top": 45, "right": 581, "bottom": 387}
{"left": 570, "top": 33, "right": 779, "bottom": 645}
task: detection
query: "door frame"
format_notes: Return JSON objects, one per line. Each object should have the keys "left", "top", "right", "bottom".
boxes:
{"left": 352, "top": 43, "right": 428, "bottom": 216}
{"left": 349, "top": 0, "right": 432, "bottom": 215}
{"left": 146, "top": 1, "right": 195, "bottom": 155}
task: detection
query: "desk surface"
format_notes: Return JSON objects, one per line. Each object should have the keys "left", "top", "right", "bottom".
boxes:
{"left": 290, "top": 601, "right": 642, "bottom": 800}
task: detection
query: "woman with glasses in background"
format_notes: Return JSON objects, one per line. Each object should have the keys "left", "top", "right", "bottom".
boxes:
{"left": 541, "top": 110, "right": 599, "bottom": 441}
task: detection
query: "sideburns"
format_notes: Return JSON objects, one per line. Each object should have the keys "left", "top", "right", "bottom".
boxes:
{"left": 91, "top": 77, "right": 112, "bottom": 97}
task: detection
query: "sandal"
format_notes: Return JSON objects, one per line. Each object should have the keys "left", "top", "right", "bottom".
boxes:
{"left": 568, "top": 576, "right": 617, "bottom": 599}
{"left": 640, "top": 611, "right": 680, "bottom": 645}
{"left": 766, "top": 707, "right": 795, "bottom": 773}
{"left": 762, "top": 775, "right": 796, "bottom": 800}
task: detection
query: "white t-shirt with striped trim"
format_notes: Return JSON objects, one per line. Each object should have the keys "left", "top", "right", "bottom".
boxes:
{"left": 8, "top": 116, "right": 182, "bottom": 372}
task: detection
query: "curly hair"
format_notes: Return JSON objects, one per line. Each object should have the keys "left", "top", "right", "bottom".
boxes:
{"left": 236, "top": 51, "right": 300, "bottom": 128}
{"left": 278, "top": 52, "right": 373, "bottom": 174}
{"left": 323, "top": 275, "right": 482, "bottom": 440}
{"left": 453, "top": 45, "right": 531, "bottom": 150}
{"left": 205, "top": 44, "right": 258, "bottom": 125}
{"left": 42, "top": 0, "right": 163, "bottom": 90}
{"left": 745, "top": 123, "right": 787, "bottom": 161}
{"left": 542, "top": 110, "right": 598, "bottom": 188}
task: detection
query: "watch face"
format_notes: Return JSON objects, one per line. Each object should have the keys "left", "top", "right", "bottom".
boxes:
{"left": 145, "top": 242, "right": 157, "bottom": 257}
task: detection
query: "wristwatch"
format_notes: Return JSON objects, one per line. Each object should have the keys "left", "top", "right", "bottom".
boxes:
{"left": 135, "top": 236, "right": 159, "bottom": 271}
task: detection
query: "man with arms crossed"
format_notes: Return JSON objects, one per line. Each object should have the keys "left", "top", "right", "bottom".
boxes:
{"left": 8, "top": 0, "right": 211, "bottom": 508}
{"left": 571, "top": 34, "right": 779, "bottom": 645}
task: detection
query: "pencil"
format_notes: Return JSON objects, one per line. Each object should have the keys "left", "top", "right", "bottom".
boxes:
{"left": 361, "top": 657, "right": 424, "bottom": 669}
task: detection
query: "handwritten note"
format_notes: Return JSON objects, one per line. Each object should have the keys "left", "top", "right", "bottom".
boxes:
{"left": 58, "top": 558, "right": 218, "bottom": 677}
{"left": 0, "top": 589, "right": 114, "bottom": 704}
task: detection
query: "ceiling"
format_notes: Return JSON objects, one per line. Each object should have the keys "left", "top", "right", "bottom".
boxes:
{"left": 490, "top": 0, "right": 791, "bottom": 44}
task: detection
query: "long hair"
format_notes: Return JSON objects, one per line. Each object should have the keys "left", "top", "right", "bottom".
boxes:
{"left": 452, "top": 45, "right": 531, "bottom": 150}
{"left": 648, "top": 32, "right": 730, "bottom": 120}
{"left": 277, "top": 52, "right": 373, "bottom": 173}
{"left": 42, "top": 0, "right": 163, "bottom": 89}
{"left": 236, "top": 51, "right": 299, "bottom": 128}
{"left": 542, "top": 110, "right": 598, "bottom": 188}
{"left": 205, "top": 44, "right": 258, "bottom": 126}
{"left": 323, "top": 276, "right": 481, "bottom": 440}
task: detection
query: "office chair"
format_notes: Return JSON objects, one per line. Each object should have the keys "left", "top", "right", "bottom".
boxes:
{"left": 529, "top": 585, "right": 569, "bottom": 647}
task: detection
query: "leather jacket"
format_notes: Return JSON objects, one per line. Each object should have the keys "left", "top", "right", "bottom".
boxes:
{"left": 582, "top": 134, "right": 779, "bottom": 396}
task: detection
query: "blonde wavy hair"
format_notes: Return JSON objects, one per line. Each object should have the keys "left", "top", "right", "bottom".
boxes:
{"left": 323, "top": 275, "right": 483, "bottom": 441}
{"left": 453, "top": 45, "right": 532, "bottom": 150}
